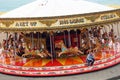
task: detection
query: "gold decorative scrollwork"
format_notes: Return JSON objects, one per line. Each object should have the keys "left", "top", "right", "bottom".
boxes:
{"left": 85, "top": 15, "right": 100, "bottom": 22}
{"left": 1, "top": 20, "right": 14, "bottom": 27}
{"left": 116, "top": 11, "right": 120, "bottom": 17}
{"left": 40, "top": 19, "right": 58, "bottom": 27}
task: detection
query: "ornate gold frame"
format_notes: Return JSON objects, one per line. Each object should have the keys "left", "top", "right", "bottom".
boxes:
{"left": 0, "top": 9, "right": 120, "bottom": 32}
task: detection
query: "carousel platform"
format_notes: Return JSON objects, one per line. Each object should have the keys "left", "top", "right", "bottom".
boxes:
{"left": 0, "top": 50, "right": 120, "bottom": 76}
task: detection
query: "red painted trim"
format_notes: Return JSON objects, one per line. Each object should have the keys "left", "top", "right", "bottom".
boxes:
{"left": 0, "top": 53, "right": 120, "bottom": 76}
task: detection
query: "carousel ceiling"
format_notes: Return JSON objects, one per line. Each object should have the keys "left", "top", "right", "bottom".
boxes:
{"left": 0, "top": 0, "right": 114, "bottom": 18}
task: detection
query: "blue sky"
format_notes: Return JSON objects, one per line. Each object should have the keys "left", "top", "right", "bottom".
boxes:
{"left": 88, "top": 0, "right": 120, "bottom": 5}
{"left": 0, "top": 0, "right": 120, "bottom": 12}
{"left": 0, "top": 0, "right": 34, "bottom": 11}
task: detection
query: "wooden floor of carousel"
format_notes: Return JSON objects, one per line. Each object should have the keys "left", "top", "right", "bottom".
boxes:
{"left": 0, "top": 49, "right": 120, "bottom": 76}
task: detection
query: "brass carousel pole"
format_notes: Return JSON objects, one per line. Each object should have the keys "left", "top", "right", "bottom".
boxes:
{"left": 79, "top": 30, "right": 82, "bottom": 48}
{"left": 75, "top": 30, "right": 79, "bottom": 48}
{"left": 117, "top": 22, "right": 120, "bottom": 37}
{"left": 102, "top": 26, "right": 105, "bottom": 34}
{"left": 13, "top": 32, "right": 16, "bottom": 54}
{"left": 5, "top": 32, "right": 8, "bottom": 64}
{"left": 6, "top": 32, "right": 8, "bottom": 49}
{"left": 100, "top": 25, "right": 104, "bottom": 41}
{"left": 88, "top": 28, "right": 92, "bottom": 49}
{"left": 107, "top": 24, "right": 112, "bottom": 56}
{"left": 52, "top": 32, "right": 55, "bottom": 58}
{"left": 13, "top": 32, "right": 17, "bottom": 64}
{"left": 103, "top": 25, "right": 109, "bottom": 57}
{"left": 39, "top": 32, "right": 42, "bottom": 49}
{"left": 88, "top": 27, "right": 92, "bottom": 49}
{"left": 49, "top": 32, "right": 53, "bottom": 63}
{"left": 109, "top": 23, "right": 115, "bottom": 56}
{"left": 103, "top": 26, "right": 107, "bottom": 33}
{"left": 68, "top": 30, "right": 71, "bottom": 47}
{"left": 63, "top": 31, "right": 67, "bottom": 46}
{"left": 32, "top": 32, "right": 34, "bottom": 49}
{"left": 30, "top": 32, "right": 32, "bottom": 49}
{"left": 111, "top": 23, "right": 115, "bottom": 42}
{"left": 111, "top": 23, "right": 117, "bottom": 62}
{"left": 37, "top": 32, "right": 40, "bottom": 49}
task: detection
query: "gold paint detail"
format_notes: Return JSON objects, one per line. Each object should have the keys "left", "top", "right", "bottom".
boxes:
{"left": 85, "top": 15, "right": 100, "bottom": 22}
{"left": 1, "top": 20, "right": 14, "bottom": 27}
{"left": 0, "top": 19, "right": 119, "bottom": 32}
{"left": 0, "top": 9, "right": 119, "bottom": 32}
{"left": 40, "top": 20, "right": 58, "bottom": 26}
{"left": 116, "top": 11, "right": 120, "bottom": 17}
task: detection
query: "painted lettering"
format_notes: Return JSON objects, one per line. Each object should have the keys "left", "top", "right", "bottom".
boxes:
{"left": 15, "top": 22, "right": 37, "bottom": 27}
{"left": 59, "top": 18, "right": 85, "bottom": 25}
{"left": 30, "top": 22, "right": 37, "bottom": 26}
{"left": 15, "top": 22, "right": 28, "bottom": 27}
{"left": 101, "top": 14, "right": 116, "bottom": 20}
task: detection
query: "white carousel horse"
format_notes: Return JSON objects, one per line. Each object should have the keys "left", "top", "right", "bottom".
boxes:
{"left": 58, "top": 42, "right": 83, "bottom": 57}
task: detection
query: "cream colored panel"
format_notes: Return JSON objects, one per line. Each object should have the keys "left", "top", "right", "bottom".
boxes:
{"left": 9, "top": 20, "right": 47, "bottom": 28}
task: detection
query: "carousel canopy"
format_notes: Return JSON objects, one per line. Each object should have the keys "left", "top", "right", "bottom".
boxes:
{"left": 0, "top": 0, "right": 114, "bottom": 18}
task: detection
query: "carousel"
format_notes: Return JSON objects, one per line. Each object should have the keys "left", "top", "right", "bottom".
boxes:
{"left": 0, "top": 0, "right": 120, "bottom": 76}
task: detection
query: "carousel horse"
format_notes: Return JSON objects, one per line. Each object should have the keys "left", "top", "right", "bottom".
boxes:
{"left": 80, "top": 29, "right": 95, "bottom": 54}
{"left": 36, "top": 49, "right": 44, "bottom": 58}
{"left": 93, "top": 37, "right": 101, "bottom": 52}
{"left": 58, "top": 44, "right": 69, "bottom": 57}
{"left": 20, "top": 43, "right": 32, "bottom": 58}
{"left": 16, "top": 43, "right": 25, "bottom": 57}
{"left": 109, "top": 29, "right": 115, "bottom": 43}
{"left": 81, "top": 40, "right": 91, "bottom": 55}
{"left": 58, "top": 41, "right": 83, "bottom": 57}
{"left": 22, "top": 49, "right": 52, "bottom": 58}
{"left": 69, "top": 46, "right": 83, "bottom": 55}
{"left": 21, "top": 43, "right": 35, "bottom": 58}
{"left": 22, "top": 48, "right": 35, "bottom": 58}
{"left": 37, "top": 49, "right": 52, "bottom": 58}
{"left": 16, "top": 48, "right": 25, "bottom": 57}
{"left": 22, "top": 45, "right": 52, "bottom": 58}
